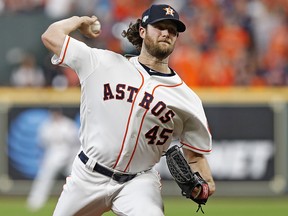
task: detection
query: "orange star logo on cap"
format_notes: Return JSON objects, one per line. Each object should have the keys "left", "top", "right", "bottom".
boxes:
{"left": 163, "top": 7, "right": 175, "bottom": 16}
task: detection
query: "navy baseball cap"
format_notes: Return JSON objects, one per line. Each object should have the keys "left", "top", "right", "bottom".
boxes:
{"left": 141, "top": 4, "right": 186, "bottom": 32}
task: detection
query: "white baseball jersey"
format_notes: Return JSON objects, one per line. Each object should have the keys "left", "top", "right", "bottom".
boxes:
{"left": 52, "top": 36, "right": 212, "bottom": 173}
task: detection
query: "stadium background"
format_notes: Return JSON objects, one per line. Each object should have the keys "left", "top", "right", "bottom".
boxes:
{"left": 0, "top": 0, "right": 288, "bottom": 215}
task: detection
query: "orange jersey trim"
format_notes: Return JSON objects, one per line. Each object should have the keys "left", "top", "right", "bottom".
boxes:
{"left": 180, "top": 141, "right": 212, "bottom": 153}
{"left": 124, "top": 80, "right": 184, "bottom": 171}
{"left": 58, "top": 36, "right": 71, "bottom": 65}
{"left": 113, "top": 69, "right": 145, "bottom": 169}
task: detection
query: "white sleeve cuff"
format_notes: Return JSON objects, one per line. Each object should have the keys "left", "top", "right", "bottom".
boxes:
{"left": 51, "top": 35, "right": 70, "bottom": 66}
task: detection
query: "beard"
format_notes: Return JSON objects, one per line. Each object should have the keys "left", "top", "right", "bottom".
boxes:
{"left": 143, "top": 33, "right": 175, "bottom": 60}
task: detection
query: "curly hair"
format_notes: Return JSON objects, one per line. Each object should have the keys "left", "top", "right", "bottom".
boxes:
{"left": 122, "top": 19, "right": 143, "bottom": 52}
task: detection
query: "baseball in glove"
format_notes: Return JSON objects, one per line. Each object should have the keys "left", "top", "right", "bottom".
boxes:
{"left": 165, "top": 145, "right": 209, "bottom": 213}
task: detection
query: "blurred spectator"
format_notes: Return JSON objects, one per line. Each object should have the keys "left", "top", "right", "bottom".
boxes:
{"left": 112, "top": 0, "right": 150, "bottom": 21}
{"left": 198, "top": 47, "right": 235, "bottom": 86}
{"left": 215, "top": 17, "right": 250, "bottom": 63}
{"left": 0, "top": 0, "right": 4, "bottom": 14}
{"left": 27, "top": 107, "right": 80, "bottom": 212}
{"left": 247, "top": 0, "right": 282, "bottom": 56}
{"left": 261, "top": 15, "right": 288, "bottom": 85}
{"left": 10, "top": 53, "right": 46, "bottom": 87}
{"left": 170, "top": 41, "right": 202, "bottom": 86}
{"left": 44, "top": 0, "right": 74, "bottom": 19}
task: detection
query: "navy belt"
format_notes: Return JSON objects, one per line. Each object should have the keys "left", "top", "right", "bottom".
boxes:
{"left": 78, "top": 151, "right": 137, "bottom": 183}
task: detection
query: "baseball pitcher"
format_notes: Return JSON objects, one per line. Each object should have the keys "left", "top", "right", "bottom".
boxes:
{"left": 41, "top": 4, "right": 215, "bottom": 216}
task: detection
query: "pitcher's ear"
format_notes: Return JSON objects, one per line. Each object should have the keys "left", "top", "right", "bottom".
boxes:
{"left": 139, "top": 26, "right": 146, "bottom": 39}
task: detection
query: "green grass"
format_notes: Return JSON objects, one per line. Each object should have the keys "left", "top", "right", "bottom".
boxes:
{"left": 0, "top": 196, "right": 287, "bottom": 216}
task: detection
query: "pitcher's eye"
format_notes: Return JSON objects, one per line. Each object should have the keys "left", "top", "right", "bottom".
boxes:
{"left": 168, "top": 28, "right": 178, "bottom": 36}
{"left": 154, "top": 24, "right": 178, "bottom": 36}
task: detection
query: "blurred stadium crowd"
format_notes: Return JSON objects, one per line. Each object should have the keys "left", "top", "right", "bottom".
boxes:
{"left": 2, "top": 0, "right": 288, "bottom": 87}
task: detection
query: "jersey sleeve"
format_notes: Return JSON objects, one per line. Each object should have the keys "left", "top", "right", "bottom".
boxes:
{"left": 179, "top": 90, "right": 212, "bottom": 154}
{"left": 51, "top": 36, "right": 99, "bottom": 83}
{"left": 180, "top": 115, "right": 212, "bottom": 155}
